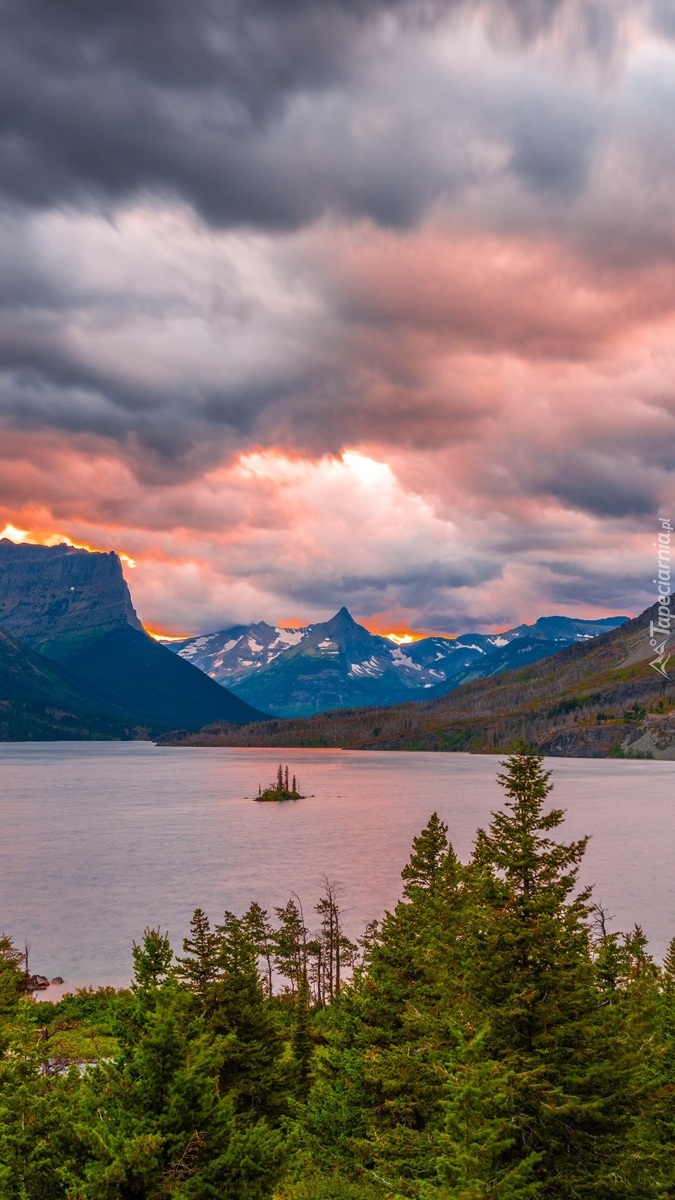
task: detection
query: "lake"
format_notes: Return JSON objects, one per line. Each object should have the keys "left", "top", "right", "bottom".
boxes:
{"left": 0, "top": 742, "right": 674, "bottom": 991}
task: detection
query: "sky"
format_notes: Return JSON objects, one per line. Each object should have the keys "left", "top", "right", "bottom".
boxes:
{"left": 1, "top": 0, "right": 674, "bottom": 637}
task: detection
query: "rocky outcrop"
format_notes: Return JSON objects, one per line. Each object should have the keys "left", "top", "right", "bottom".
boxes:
{"left": 537, "top": 724, "right": 634, "bottom": 759}
{"left": 622, "top": 713, "right": 675, "bottom": 759}
{"left": 0, "top": 540, "right": 142, "bottom": 655}
{"left": 29, "top": 974, "right": 50, "bottom": 990}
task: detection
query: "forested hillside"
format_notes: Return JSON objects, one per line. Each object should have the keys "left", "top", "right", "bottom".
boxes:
{"left": 2, "top": 751, "right": 675, "bottom": 1197}
{"left": 163, "top": 601, "right": 675, "bottom": 758}
{"left": 0, "top": 626, "right": 135, "bottom": 740}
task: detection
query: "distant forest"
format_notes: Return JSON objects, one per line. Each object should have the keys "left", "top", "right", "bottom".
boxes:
{"left": 2, "top": 750, "right": 675, "bottom": 1197}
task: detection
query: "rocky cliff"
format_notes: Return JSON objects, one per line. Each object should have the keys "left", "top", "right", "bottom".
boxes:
{"left": 0, "top": 540, "right": 142, "bottom": 656}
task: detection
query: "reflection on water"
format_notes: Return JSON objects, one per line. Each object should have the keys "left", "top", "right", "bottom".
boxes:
{"left": 0, "top": 742, "right": 674, "bottom": 989}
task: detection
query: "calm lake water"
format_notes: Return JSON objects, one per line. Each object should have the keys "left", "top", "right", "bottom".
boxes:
{"left": 1, "top": 742, "right": 674, "bottom": 991}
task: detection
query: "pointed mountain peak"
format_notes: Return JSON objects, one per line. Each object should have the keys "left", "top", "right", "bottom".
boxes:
{"left": 324, "top": 606, "right": 357, "bottom": 631}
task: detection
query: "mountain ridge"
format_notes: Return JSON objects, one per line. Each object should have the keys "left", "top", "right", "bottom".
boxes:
{"left": 160, "top": 602, "right": 674, "bottom": 758}
{"left": 168, "top": 606, "right": 630, "bottom": 717}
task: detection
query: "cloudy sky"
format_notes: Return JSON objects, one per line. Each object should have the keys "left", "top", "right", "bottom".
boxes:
{"left": 1, "top": 0, "right": 673, "bottom": 636}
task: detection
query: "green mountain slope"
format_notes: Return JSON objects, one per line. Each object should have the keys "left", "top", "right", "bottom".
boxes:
{"left": 0, "top": 627, "right": 134, "bottom": 740}
{"left": 161, "top": 602, "right": 675, "bottom": 757}
{"left": 59, "top": 624, "right": 266, "bottom": 732}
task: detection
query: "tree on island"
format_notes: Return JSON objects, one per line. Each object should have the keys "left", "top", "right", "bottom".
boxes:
{"left": 256, "top": 765, "right": 304, "bottom": 802}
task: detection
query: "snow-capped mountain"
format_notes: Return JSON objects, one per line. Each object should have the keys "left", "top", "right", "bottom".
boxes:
{"left": 174, "top": 620, "right": 310, "bottom": 686}
{"left": 167, "top": 609, "right": 629, "bottom": 719}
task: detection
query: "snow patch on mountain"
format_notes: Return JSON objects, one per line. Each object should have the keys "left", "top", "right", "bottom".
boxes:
{"left": 318, "top": 638, "right": 339, "bottom": 653}
{"left": 270, "top": 628, "right": 306, "bottom": 648}
{"left": 349, "top": 657, "right": 386, "bottom": 678}
{"left": 178, "top": 634, "right": 218, "bottom": 659}
{"left": 391, "top": 646, "right": 422, "bottom": 671}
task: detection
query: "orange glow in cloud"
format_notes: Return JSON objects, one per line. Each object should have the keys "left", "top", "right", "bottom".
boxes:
{"left": 0, "top": 524, "right": 31, "bottom": 543}
{"left": 0, "top": 522, "right": 137, "bottom": 567}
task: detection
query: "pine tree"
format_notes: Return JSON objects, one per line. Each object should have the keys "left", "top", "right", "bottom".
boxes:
{"left": 273, "top": 898, "right": 308, "bottom": 996}
{"left": 71, "top": 926, "right": 288, "bottom": 1198}
{"left": 0, "top": 1003, "right": 81, "bottom": 1199}
{"left": 291, "top": 970, "right": 314, "bottom": 1097}
{"left": 131, "top": 927, "right": 173, "bottom": 994}
{"left": 210, "top": 911, "right": 286, "bottom": 1116}
{"left": 314, "top": 878, "right": 357, "bottom": 1004}
{"left": 401, "top": 811, "right": 453, "bottom": 897}
{"left": 0, "top": 935, "right": 25, "bottom": 1048}
{"left": 663, "top": 936, "right": 675, "bottom": 990}
{"left": 303, "top": 816, "right": 467, "bottom": 1189}
{"left": 245, "top": 901, "right": 276, "bottom": 997}
{"left": 421, "top": 1030, "right": 542, "bottom": 1200}
{"left": 466, "top": 748, "right": 638, "bottom": 1198}
{"left": 176, "top": 908, "right": 220, "bottom": 1003}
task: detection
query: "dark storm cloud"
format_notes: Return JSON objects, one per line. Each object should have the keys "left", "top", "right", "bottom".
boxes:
{"left": 0, "top": 0, "right": 652, "bottom": 227}
{"left": 277, "top": 557, "right": 499, "bottom": 611}
{"left": 529, "top": 451, "right": 664, "bottom": 518}
{"left": 0, "top": 0, "right": 437, "bottom": 225}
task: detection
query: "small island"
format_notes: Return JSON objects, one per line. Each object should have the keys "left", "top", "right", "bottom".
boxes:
{"left": 254, "top": 764, "right": 304, "bottom": 802}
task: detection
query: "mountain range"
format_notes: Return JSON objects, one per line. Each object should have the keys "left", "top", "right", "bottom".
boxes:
{"left": 168, "top": 607, "right": 629, "bottom": 718}
{"left": 163, "top": 600, "right": 675, "bottom": 759}
{"left": 0, "top": 540, "right": 264, "bottom": 736}
{"left": 1, "top": 537, "right": 660, "bottom": 758}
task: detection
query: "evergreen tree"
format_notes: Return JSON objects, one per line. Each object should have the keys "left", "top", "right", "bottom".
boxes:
{"left": 291, "top": 970, "right": 314, "bottom": 1097}
{"left": 70, "top": 927, "right": 287, "bottom": 1198}
{"left": 663, "top": 936, "right": 675, "bottom": 987}
{"left": 0, "top": 1003, "right": 80, "bottom": 1199}
{"left": 0, "top": 934, "right": 25, "bottom": 1049}
{"left": 176, "top": 908, "right": 221, "bottom": 1003}
{"left": 210, "top": 912, "right": 286, "bottom": 1116}
{"left": 245, "top": 901, "right": 275, "bottom": 997}
{"left": 401, "top": 811, "right": 453, "bottom": 897}
{"left": 303, "top": 815, "right": 466, "bottom": 1189}
{"left": 421, "top": 1030, "right": 541, "bottom": 1200}
{"left": 314, "top": 878, "right": 357, "bottom": 1004}
{"left": 273, "top": 898, "right": 308, "bottom": 997}
{"left": 467, "top": 749, "right": 639, "bottom": 1198}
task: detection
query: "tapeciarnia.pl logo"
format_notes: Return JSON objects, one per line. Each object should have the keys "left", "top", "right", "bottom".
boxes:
{"left": 650, "top": 517, "right": 672, "bottom": 679}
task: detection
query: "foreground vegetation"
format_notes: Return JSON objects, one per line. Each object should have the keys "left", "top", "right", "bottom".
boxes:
{"left": 3, "top": 750, "right": 675, "bottom": 1196}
